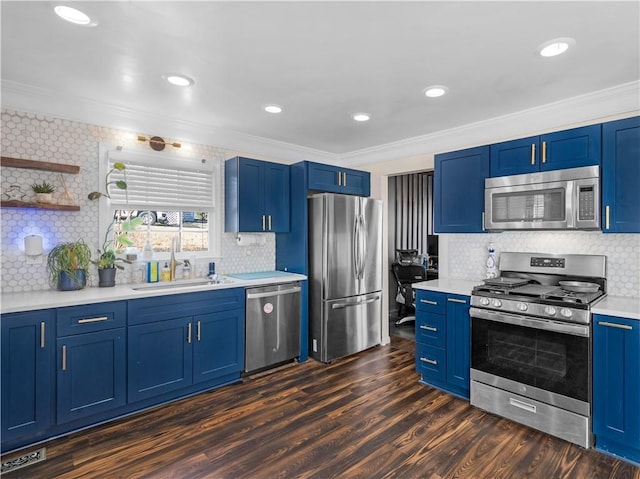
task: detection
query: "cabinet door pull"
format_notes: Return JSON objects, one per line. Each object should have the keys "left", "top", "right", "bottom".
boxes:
{"left": 447, "top": 298, "right": 467, "bottom": 304}
{"left": 541, "top": 141, "right": 547, "bottom": 164}
{"left": 482, "top": 211, "right": 486, "bottom": 231}
{"left": 62, "top": 345, "right": 67, "bottom": 371}
{"left": 509, "top": 398, "right": 536, "bottom": 414}
{"left": 598, "top": 321, "right": 632, "bottom": 331}
{"left": 531, "top": 144, "right": 536, "bottom": 165}
{"left": 197, "top": 321, "right": 201, "bottom": 341}
{"left": 268, "top": 215, "right": 272, "bottom": 231}
{"left": 420, "top": 325, "right": 438, "bottom": 332}
{"left": 78, "top": 316, "right": 108, "bottom": 324}
{"left": 420, "top": 357, "right": 437, "bottom": 365}
{"left": 187, "top": 323, "right": 192, "bottom": 344}
{"left": 262, "top": 215, "right": 266, "bottom": 231}
{"left": 605, "top": 205, "right": 610, "bottom": 230}
{"left": 343, "top": 172, "right": 347, "bottom": 187}
{"left": 40, "top": 321, "right": 45, "bottom": 349}
{"left": 420, "top": 299, "right": 438, "bottom": 305}
{"left": 337, "top": 171, "right": 342, "bottom": 186}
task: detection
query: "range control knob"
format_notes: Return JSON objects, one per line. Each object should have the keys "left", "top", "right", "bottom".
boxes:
{"left": 492, "top": 299, "right": 503, "bottom": 307}
{"left": 560, "top": 308, "right": 573, "bottom": 318}
{"left": 544, "top": 306, "right": 557, "bottom": 316}
{"left": 516, "top": 302, "right": 528, "bottom": 312}
{"left": 480, "top": 297, "right": 490, "bottom": 306}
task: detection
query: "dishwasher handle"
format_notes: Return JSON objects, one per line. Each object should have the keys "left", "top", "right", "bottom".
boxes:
{"left": 246, "top": 286, "right": 301, "bottom": 300}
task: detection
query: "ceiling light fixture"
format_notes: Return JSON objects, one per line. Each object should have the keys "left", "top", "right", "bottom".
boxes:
{"left": 538, "top": 37, "right": 575, "bottom": 57}
{"left": 264, "top": 105, "right": 283, "bottom": 114}
{"left": 54, "top": 5, "right": 94, "bottom": 25}
{"left": 163, "top": 74, "right": 195, "bottom": 87}
{"left": 424, "top": 85, "right": 449, "bottom": 98}
{"left": 138, "top": 135, "right": 181, "bottom": 151}
{"left": 353, "top": 113, "right": 371, "bottom": 122}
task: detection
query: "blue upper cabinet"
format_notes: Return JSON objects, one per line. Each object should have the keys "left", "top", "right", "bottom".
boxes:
{"left": 434, "top": 146, "right": 490, "bottom": 233}
{"left": 306, "top": 161, "right": 370, "bottom": 196}
{"left": 225, "top": 157, "right": 290, "bottom": 233}
{"left": 602, "top": 116, "right": 640, "bottom": 233}
{"left": 490, "top": 125, "right": 601, "bottom": 177}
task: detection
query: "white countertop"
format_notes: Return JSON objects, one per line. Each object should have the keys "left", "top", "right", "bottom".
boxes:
{"left": 412, "top": 278, "right": 480, "bottom": 297}
{"left": 1, "top": 272, "right": 307, "bottom": 314}
{"left": 592, "top": 295, "right": 640, "bottom": 320}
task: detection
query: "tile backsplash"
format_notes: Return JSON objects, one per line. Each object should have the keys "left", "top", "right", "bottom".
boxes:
{"left": 443, "top": 231, "right": 639, "bottom": 297}
{"left": 1, "top": 108, "right": 274, "bottom": 293}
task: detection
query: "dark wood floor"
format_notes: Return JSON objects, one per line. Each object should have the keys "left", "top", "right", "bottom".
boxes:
{"left": 3, "top": 336, "right": 638, "bottom": 479}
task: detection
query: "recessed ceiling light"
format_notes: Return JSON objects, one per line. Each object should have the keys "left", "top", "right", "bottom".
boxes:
{"left": 54, "top": 5, "right": 94, "bottom": 25}
{"left": 264, "top": 104, "right": 283, "bottom": 114}
{"left": 424, "top": 85, "right": 449, "bottom": 98}
{"left": 163, "top": 74, "right": 194, "bottom": 87}
{"left": 353, "top": 113, "right": 371, "bottom": 122}
{"left": 538, "top": 38, "right": 575, "bottom": 57}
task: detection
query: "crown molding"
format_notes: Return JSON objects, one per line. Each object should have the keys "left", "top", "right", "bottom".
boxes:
{"left": 0, "top": 80, "right": 337, "bottom": 165}
{"left": 342, "top": 80, "right": 640, "bottom": 167}
{"left": 2, "top": 80, "right": 638, "bottom": 168}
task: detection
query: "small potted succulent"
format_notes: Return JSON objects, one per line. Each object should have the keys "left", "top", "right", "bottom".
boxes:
{"left": 47, "top": 240, "right": 92, "bottom": 291}
{"left": 31, "top": 181, "right": 55, "bottom": 204}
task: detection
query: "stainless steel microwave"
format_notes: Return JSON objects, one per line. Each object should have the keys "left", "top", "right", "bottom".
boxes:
{"left": 484, "top": 166, "right": 600, "bottom": 231}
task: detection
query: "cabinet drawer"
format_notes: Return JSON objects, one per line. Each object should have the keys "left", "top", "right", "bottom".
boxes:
{"left": 416, "top": 311, "right": 445, "bottom": 348}
{"left": 416, "top": 342, "right": 446, "bottom": 383}
{"left": 57, "top": 302, "right": 126, "bottom": 336}
{"left": 415, "top": 290, "right": 446, "bottom": 314}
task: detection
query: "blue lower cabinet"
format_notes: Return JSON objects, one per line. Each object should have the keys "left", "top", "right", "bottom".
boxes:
{"left": 57, "top": 328, "right": 126, "bottom": 423}
{"left": 128, "top": 317, "right": 194, "bottom": 403}
{"left": 593, "top": 314, "right": 640, "bottom": 465}
{"left": 415, "top": 292, "right": 470, "bottom": 399}
{"left": 1, "top": 310, "right": 55, "bottom": 445}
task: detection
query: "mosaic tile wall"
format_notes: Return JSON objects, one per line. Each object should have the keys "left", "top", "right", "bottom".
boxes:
{"left": 1, "top": 108, "right": 275, "bottom": 293}
{"left": 443, "top": 231, "right": 640, "bottom": 297}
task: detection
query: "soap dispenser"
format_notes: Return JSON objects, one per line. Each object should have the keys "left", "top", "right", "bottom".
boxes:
{"left": 160, "top": 262, "right": 171, "bottom": 282}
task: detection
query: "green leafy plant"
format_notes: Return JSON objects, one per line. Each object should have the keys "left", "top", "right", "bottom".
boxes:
{"left": 88, "top": 162, "right": 126, "bottom": 200}
{"left": 47, "top": 240, "right": 92, "bottom": 287}
{"left": 92, "top": 218, "right": 143, "bottom": 269}
{"left": 31, "top": 181, "right": 55, "bottom": 194}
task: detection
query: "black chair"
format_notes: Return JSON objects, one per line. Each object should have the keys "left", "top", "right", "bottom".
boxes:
{"left": 392, "top": 262, "right": 427, "bottom": 326}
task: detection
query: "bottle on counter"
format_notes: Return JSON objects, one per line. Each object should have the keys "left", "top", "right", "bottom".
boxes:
{"left": 147, "top": 261, "right": 159, "bottom": 283}
{"left": 485, "top": 242, "right": 498, "bottom": 279}
{"left": 182, "top": 259, "right": 192, "bottom": 279}
{"left": 160, "top": 262, "right": 171, "bottom": 282}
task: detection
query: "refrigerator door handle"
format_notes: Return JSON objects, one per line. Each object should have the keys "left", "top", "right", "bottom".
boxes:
{"left": 331, "top": 295, "right": 381, "bottom": 309}
{"left": 359, "top": 214, "right": 367, "bottom": 280}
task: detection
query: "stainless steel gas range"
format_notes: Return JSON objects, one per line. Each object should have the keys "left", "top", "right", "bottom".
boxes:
{"left": 469, "top": 252, "right": 607, "bottom": 448}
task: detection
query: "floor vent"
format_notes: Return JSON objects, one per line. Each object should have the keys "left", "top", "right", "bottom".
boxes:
{"left": 1, "top": 447, "right": 46, "bottom": 474}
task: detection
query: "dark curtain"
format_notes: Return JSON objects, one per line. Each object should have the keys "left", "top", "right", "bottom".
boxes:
{"left": 391, "top": 172, "right": 435, "bottom": 256}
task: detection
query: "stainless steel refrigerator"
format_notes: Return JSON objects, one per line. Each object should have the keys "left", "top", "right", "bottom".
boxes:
{"left": 308, "top": 193, "right": 383, "bottom": 363}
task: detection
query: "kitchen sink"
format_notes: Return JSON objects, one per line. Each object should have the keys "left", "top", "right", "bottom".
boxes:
{"left": 131, "top": 277, "right": 233, "bottom": 291}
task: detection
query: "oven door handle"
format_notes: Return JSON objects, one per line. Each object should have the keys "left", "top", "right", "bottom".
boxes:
{"left": 470, "top": 307, "right": 590, "bottom": 337}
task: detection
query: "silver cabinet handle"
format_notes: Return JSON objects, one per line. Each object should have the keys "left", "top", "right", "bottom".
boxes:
{"left": 447, "top": 298, "right": 467, "bottom": 304}
{"left": 605, "top": 205, "right": 610, "bottom": 230}
{"left": 542, "top": 140, "right": 547, "bottom": 164}
{"left": 40, "top": 321, "right": 45, "bottom": 349}
{"left": 78, "top": 316, "right": 108, "bottom": 324}
{"left": 337, "top": 171, "right": 342, "bottom": 186}
{"left": 531, "top": 143, "right": 536, "bottom": 165}
{"left": 420, "top": 357, "right": 437, "bottom": 365}
{"left": 482, "top": 211, "right": 486, "bottom": 231}
{"left": 197, "top": 321, "right": 201, "bottom": 341}
{"left": 343, "top": 172, "right": 347, "bottom": 186}
{"left": 187, "top": 323, "right": 192, "bottom": 344}
{"left": 420, "top": 299, "right": 438, "bottom": 305}
{"left": 598, "top": 321, "right": 633, "bottom": 331}
{"left": 268, "top": 215, "right": 272, "bottom": 231}
{"left": 262, "top": 215, "right": 266, "bottom": 231}
{"left": 420, "top": 325, "right": 438, "bottom": 332}
{"left": 62, "top": 345, "right": 67, "bottom": 371}
{"left": 510, "top": 398, "right": 536, "bottom": 414}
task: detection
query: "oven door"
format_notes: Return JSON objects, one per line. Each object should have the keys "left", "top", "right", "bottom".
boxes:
{"left": 470, "top": 307, "right": 590, "bottom": 415}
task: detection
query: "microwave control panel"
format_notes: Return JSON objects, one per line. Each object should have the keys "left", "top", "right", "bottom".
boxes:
{"left": 578, "top": 186, "right": 595, "bottom": 221}
{"left": 530, "top": 257, "right": 566, "bottom": 268}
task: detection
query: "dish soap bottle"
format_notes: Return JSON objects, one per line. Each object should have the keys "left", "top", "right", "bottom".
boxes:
{"left": 485, "top": 243, "right": 498, "bottom": 279}
{"left": 160, "top": 262, "right": 171, "bottom": 282}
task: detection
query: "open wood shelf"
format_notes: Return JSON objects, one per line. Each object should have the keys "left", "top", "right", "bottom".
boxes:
{"left": 1, "top": 201, "right": 80, "bottom": 211}
{"left": 1, "top": 156, "right": 80, "bottom": 174}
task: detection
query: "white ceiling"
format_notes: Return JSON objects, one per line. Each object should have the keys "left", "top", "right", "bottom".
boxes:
{"left": 2, "top": 1, "right": 639, "bottom": 165}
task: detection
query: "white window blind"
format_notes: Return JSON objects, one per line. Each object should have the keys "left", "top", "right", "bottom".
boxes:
{"left": 107, "top": 149, "right": 215, "bottom": 209}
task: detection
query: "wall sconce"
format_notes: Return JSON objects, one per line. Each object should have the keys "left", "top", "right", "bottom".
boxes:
{"left": 24, "top": 235, "right": 43, "bottom": 264}
{"left": 137, "top": 135, "right": 181, "bottom": 151}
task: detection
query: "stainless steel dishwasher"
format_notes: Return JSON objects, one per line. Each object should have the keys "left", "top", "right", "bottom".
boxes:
{"left": 244, "top": 282, "right": 301, "bottom": 373}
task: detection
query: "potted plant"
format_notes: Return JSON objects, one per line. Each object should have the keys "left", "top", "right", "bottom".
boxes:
{"left": 88, "top": 161, "right": 141, "bottom": 287}
{"left": 31, "top": 181, "right": 55, "bottom": 204}
{"left": 47, "top": 240, "right": 92, "bottom": 291}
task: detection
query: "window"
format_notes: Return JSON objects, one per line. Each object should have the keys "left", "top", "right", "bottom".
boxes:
{"left": 98, "top": 144, "right": 221, "bottom": 259}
